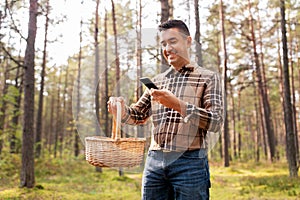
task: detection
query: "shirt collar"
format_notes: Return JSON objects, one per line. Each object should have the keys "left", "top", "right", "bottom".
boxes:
{"left": 165, "top": 64, "right": 195, "bottom": 77}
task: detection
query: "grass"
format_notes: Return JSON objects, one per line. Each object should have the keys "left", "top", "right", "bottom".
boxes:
{"left": 210, "top": 161, "right": 300, "bottom": 200}
{"left": 0, "top": 153, "right": 300, "bottom": 200}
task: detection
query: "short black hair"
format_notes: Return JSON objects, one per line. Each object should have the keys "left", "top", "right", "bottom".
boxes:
{"left": 158, "top": 19, "right": 190, "bottom": 36}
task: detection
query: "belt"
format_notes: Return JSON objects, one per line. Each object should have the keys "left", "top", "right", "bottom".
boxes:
{"left": 159, "top": 148, "right": 205, "bottom": 153}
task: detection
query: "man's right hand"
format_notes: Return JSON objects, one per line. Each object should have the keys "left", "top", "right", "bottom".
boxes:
{"left": 107, "top": 97, "right": 126, "bottom": 118}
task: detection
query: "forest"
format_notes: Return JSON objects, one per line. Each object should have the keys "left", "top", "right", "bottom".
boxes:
{"left": 0, "top": 0, "right": 300, "bottom": 199}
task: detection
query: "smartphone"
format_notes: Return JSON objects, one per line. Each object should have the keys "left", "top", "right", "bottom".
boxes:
{"left": 140, "top": 77, "right": 158, "bottom": 89}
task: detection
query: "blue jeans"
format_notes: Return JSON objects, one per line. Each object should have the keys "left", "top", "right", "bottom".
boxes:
{"left": 142, "top": 149, "right": 210, "bottom": 200}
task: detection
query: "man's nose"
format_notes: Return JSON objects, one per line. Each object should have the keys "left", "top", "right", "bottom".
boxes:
{"left": 165, "top": 43, "right": 173, "bottom": 51}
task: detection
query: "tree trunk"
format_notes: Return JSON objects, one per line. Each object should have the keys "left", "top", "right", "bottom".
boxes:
{"left": 74, "top": 18, "right": 83, "bottom": 158}
{"left": 10, "top": 64, "right": 23, "bottom": 154}
{"left": 35, "top": 0, "right": 50, "bottom": 158}
{"left": 219, "top": 0, "right": 229, "bottom": 167}
{"left": 111, "top": 0, "right": 123, "bottom": 177}
{"left": 20, "top": 0, "right": 38, "bottom": 188}
{"left": 247, "top": 0, "right": 276, "bottom": 161}
{"left": 168, "top": 0, "right": 173, "bottom": 19}
{"left": 288, "top": 15, "right": 299, "bottom": 164}
{"left": 48, "top": 92, "right": 55, "bottom": 154}
{"left": 237, "top": 89, "right": 242, "bottom": 159}
{"left": 280, "top": 0, "right": 298, "bottom": 178}
{"left": 94, "top": 0, "right": 102, "bottom": 173}
{"left": 194, "top": 0, "right": 202, "bottom": 66}
{"left": 94, "top": 0, "right": 100, "bottom": 136}
{"left": 60, "top": 65, "right": 69, "bottom": 157}
{"left": 136, "top": 0, "right": 144, "bottom": 138}
{"left": 230, "top": 85, "right": 237, "bottom": 159}
{"left": 0, "top": 61, "right": 9, "bottom": 156}
{"left": 253, "top": 86, "right": 260, "bottom": 162}
{"left": 136, "top": 0, "right": 143, "bottom": 101}
{"left": 104, "top": 10, "right": 109, "bottom": 137}
{"left": 160, "top": 0, "right": 170, "bottom": 72}
{"left": 111, "top": 0, "right": 120, "bottom": 97}
{"left": 54, "top": 71, "right": 62, "bottom": 158}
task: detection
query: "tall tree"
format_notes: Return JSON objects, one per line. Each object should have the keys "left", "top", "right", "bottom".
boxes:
{"left": 54, "top": 69, "right": 62, "bottom": 158}
{"left": 94, "top": 0, "right": 100, "bottom": 136}
{"left": 280, "top": 0, "right": 298, "bottom": 178}
{"left": 94, "top": 0, "right": 102, "bottom": 173}
{"left": 111, "top": 0, "right": 123, "bottom": 176}
{"left": 0, "top": 60, "right": 9, "bottom": 156}
{"left": 219, "top": 0, "right": 230, "bottom": 167}
{"left": 20, "top": 0, "right": 38, "bottom": 188}
{"left": 247, "top": 0, "right": 276, "bottom": 161}
{"left": 136, "top": 0, "right": 142, "bottom": 100}
{"left": 35, "top": 0, "right": 50, "bottom": 158}
{"left": 104, "top": 10, "right": 109, "bottom": 137}
{"left": 74, "top": 16, "right": 83, "bottom": 158}
{"left": 111, "top": 0, "right": 120, "bottom": 96}
{"left": 136, "top": 0, "right": 144, "bottom": 138}
{"left": 194, "top": 0, "right": 202, "bottom": 66}
{"left": 160, "top": 0, "right": 170, "bottom": 72}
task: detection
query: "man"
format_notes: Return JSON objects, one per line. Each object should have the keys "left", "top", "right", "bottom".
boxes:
{"left": 108, "top": 19, "right": 223, "bottom": 200}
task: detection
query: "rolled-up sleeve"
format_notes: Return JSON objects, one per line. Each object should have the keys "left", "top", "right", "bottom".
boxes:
{"left": 121, "top": 90, "right": 152, "bottom": 125}
{"left": 184, "top": 72, "right": 224, "bottom": 132}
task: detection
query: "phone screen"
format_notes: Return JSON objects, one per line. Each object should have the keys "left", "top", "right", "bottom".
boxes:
{"left": 140, "top": 77, "right": 158, "bottom": 89}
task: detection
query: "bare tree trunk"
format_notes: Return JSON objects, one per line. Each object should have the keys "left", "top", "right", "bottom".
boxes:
{"left": 160, "top": 0, "right": 170, "bottom": 72}
{"left": 0, "top": 61, "right": 9, "bottom": 156}
{"left": 194, "top": 0, "right": 202, "bottom": 66}
{"left": 47, "top": 92, "right": 55, "bottom": 154}
{"left": 111, "top": 0, "right": 120, "bottom": 97}
{"left": 295, "top": 42, "right": 300, "bottom": 160}
{"left": 253, "top": 85, "right": 260, "bottom": 162}
{"left": 280, "top": 0, "right": 298, "bottom": 177}
{"left": 94, "top": 0, "right": 100, "bottom": 136}
{"left": 74, "top": 17, "right": 83, "bottom": 158}
{"left": 168, "top": 0, "right": 173, "bottom": 19}
{"left": 10, "top": 63, "right": 23, "bottom": 154}
{"left": 94, "top": 0, "right": 102, "bottom": 173}
{"left": 237, "top": 88, "right": 242, "bottom": 159}
{"left": 219, "top": 0, "right": 229, "bottom": 167}
{"left": 60, "top": 65, "right": 69, "bottom": 157}
{"left": 111, "top": 0, "right": 123, "bottom": 176}
{"left": 288, "top": 14, "right": 299, "bottom": 164}
{"left": 136, "top": 0, "right": 144, "bottom": 138}
{"left": 136, "top": 0, "right": 143, "bottom": 101}
{"left": 247, "top": 0, "right": 276, "bottom": 161}
{"left": 230, "top": 84, "right": 237, "bottom": 159}
{"left": 35, "top": 0, "right": 50, "bottom": 158}
{"left": 20, "top": 0, "right": 38, "bottom": 188}
{"left": 54, "top": 71, "right": 62, "bottom": 158}
{"left": 104, "top": 10, "right": 109, "bottom": 137}
{"left": 186, "top": 0, "right": 191, "bottom": 28}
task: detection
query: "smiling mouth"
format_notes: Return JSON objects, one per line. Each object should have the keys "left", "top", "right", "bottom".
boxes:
{"left": 167, "top": 53, "right": 177, "bottom": 60}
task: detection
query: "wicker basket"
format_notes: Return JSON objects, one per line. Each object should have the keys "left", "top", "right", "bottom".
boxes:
{"left": 85, "top": 102, "right": 146, "bottom": 168}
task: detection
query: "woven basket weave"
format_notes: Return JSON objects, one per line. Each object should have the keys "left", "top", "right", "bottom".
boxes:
{"left": 85, "top": 102, "right": 146, "bottom": 167}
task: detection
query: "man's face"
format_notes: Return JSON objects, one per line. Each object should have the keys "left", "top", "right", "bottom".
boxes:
{"left": 160, "top": 28, "right": 192, "bottom": 70}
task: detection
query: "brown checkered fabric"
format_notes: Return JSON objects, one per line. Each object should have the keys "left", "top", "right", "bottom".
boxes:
{"left": 122, "top": 63, "right": 224, "bottom": 151}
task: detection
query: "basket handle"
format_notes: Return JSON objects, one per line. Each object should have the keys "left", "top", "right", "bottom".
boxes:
{"left": 112, "top": 101, "right": 121, "bottom": 140}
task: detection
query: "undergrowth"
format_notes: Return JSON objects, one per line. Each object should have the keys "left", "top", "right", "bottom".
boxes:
{"left": 0, "top": 153, "right": 299, "bottom": 200}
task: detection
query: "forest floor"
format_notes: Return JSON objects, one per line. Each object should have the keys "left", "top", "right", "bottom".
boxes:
{"left": 0, "top": 153, "right": 300, "bottom": 200}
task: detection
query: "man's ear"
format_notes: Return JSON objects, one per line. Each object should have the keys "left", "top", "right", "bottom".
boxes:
{"left": 187, "top": 36, "right": 192, "bottom": 48}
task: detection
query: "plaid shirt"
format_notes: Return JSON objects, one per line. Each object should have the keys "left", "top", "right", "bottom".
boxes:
{"left": 122, "top": 63, "right": 224, "bottom": 151}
